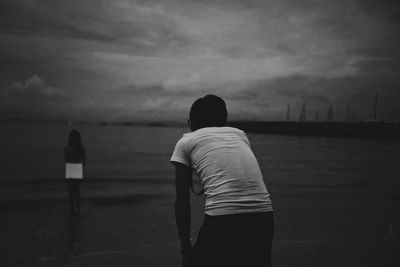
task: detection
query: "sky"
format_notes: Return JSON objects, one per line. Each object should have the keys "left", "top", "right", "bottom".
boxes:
{"left": 0, "top": 0, "right": 399, "bottom": 122}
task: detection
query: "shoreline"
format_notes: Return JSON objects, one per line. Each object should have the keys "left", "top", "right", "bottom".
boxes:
{"left": 1, "top": 176, "right": 399, "bottom": 266}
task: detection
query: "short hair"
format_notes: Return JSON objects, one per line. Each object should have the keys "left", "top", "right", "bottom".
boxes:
{"left": 189, "top": 95, "right": 227, "bottom": 128}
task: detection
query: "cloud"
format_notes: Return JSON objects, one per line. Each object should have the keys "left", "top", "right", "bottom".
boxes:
{"left": 0, "top": 75, "right": 72, "bottom": 118}
{"left": 0, "top": 0, "right": 192, "bottom": 55}
{"left": 239, "top": 72, "right": 400, "bottom": 120}
{"left": 0, "top": 0, "right": 400, "bottom": 121}
{"left": 3, "top": 75, "right": 67, "bottom": 97}
{"left": 140, "top": 96, "right": 189, "bottom": 112}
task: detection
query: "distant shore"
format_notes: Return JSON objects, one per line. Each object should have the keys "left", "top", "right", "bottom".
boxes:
{"left": 229, "top": 121, "right": 400, "bottom": 138}
{"left": 3, "top": 118, "right": 400, "bottom": 139}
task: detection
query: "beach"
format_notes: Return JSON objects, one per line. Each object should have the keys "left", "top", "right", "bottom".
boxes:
{"left": 1, "top": 122, "right": 399, "bottom": 266}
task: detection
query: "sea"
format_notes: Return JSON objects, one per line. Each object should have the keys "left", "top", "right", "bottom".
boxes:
{"left": 1, "top": 121, "right": 399, "bottom": 266}
{"left": 1, "top": 121, "right": 400, "bottom": 186}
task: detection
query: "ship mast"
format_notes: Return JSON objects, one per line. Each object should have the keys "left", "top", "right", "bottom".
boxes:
{"left": 327, "top": 104, "right": 334, "bottom": 122}
{"left": 374, "top": 93, "right": 378, "bottom": 121}
{"left": 391, "top": 105, "right": 395, "bottom": 123}
{"left": 286, "top": 104, "right": 291, "bottom": 121}
{"left": 299, "top": 101, "right": 306, "bottom": 122}
{"left": 346, "top": 103, "right": 351, "bottom": 122}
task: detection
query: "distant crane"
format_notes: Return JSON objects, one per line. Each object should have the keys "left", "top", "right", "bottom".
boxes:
{"left": 366, "top": 93, "right": 379, "bottom": 122}
{"left": 391, "top": 105, "right": 395, "bottom": 123}
{"left": 373, "top": 93, "right": 378, "bottom": 121}
{"left": 286, "top": 104, "right": 291, "bottom": 122}
{"left": 326, "top": 104, "right": 334, "bottom": 122}
{"left": 346, "top": 103, "right": 351, "bottom": 122}
{"left": 299, "top": 102, "right": 306, "bottom": 122}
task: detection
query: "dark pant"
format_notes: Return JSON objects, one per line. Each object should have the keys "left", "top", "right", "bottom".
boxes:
{"left": 191, "top": 211, "right": 274, "bottom": 267}
{"left": 66, "top": 179, "right": 82, "bottom": 214}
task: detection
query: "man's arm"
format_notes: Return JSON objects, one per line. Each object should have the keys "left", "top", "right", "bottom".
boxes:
{"left": 173, "top": 162, "right": 192, "bottom": 256}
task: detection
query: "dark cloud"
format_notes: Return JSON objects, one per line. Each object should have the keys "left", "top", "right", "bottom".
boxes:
{"left": 0, "top": 75, "right": 73, "bottom": 119}
{"left": 356, "top": 0, "right": 400, "bottom": 17}
{"left": 115, "top": 83, "right": 165, "bottom": 96}
{"left": 244, "top": 73, "right": 400, "bottom": 120}
{"left": 354, "top": 58, "right": 400, "bottom": 77}
{"left": 1, "top": 0, "right": 400, "bottom": 121}
{"left": 0, "top": 1, "right": 114, "bottom": 42}
{"left": 0, "top": 0, "right": 193, "bottom": 55}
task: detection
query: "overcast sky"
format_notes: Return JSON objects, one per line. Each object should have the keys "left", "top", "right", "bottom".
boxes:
{"left": 1, "top": 0, "right": 399, "bottom": 122}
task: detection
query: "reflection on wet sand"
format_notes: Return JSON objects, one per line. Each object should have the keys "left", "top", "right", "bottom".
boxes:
{"left": 65, "top": 214, "right": 82, "bottom": 252}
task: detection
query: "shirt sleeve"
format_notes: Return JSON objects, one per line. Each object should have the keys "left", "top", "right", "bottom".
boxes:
{"left": 170, "top": 138, "right": 191, "bottom": 166}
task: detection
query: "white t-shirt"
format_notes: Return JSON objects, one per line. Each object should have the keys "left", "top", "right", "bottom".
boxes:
{"left": 170, "top": 126, "right": 273, "bottom": 216}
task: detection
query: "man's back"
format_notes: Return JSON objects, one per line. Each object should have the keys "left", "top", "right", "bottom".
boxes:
{"left": 171, "top": 126, "right": 273, "bottom": 216}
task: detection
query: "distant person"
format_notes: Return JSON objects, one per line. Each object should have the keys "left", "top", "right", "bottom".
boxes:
{"left": 64, "top": 129, "right": 86, "bottom": 215}
{"left": 170, "top": 95, "right": 274, "bottom": 267}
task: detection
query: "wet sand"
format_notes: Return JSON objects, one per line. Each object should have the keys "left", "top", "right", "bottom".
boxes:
{"left": 1, "top": 175, "right": 399, "bottom": 267}
{"left": 0, "top": 177, "right": 202, "bottom": 267}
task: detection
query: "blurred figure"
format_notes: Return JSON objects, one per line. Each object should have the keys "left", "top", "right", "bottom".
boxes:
{"left": 171, "top": 95, "right": 274, "bottom": 267}
{"left": 64, "top": 129, "right": 86, "bottom": 215}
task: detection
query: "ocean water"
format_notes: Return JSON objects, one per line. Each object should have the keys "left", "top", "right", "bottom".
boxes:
{"left": 1, "top": 121, "right": 400, "bottom": 253}
{"left": 1, "top": 122, "right": 399, "bottom": 266}
{"left": 0, "top": 122, "right": 184, "bottom": 181}
{"left": 1, "top": 121, "right": 400, "bottom": 186}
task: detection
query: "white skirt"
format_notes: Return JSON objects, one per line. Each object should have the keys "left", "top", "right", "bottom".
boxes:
{"left": 65, "top": 163, "right": 83, "bottom": 179}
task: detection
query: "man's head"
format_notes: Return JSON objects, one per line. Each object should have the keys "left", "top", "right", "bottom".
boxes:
{"left": 189, "top": 95, "right": 227, "bottom": 131}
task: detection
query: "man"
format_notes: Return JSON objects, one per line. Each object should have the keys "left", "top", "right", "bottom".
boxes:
{"left": 171, "top": 95, "right": 274, "bottom": 267}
